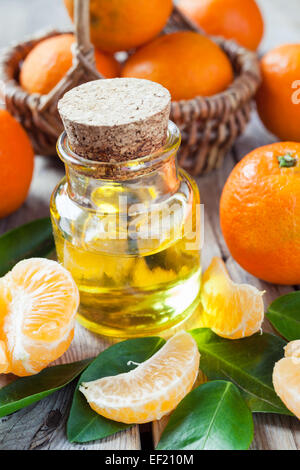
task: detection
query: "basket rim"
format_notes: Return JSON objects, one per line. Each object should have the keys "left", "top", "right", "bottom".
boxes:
{"left": 0, "top": 26, "right": 261, "bottom": 119}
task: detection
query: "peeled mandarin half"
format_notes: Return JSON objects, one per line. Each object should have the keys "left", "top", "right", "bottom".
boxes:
{"left": 0, "top": 258, "right": 79, "bottom": 376}
{"left": 200, "top": 257, "right": 264, "bottom": 339}
{"left": 0, "top": 341, "right": 9, "bottom": 374}
{"left": 284, "top": 340, "right": 300, "bottom": 359}
{"left": 273, "top": 341, "right": 300, "bottom": 419}
{"left": 80, "top": 331, "right": 200, "bottom": 424}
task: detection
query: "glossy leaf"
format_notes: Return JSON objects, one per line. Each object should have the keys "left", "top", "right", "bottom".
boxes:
{"left": 157, "top": 380, "right": 254, "bottom": 450}
{"left": 0, "top": 358, "right": 92, "bottom": 418}
{"left": 190, "top": 328, "right": 290, "bottom": 414}
{"left": 67, "top": 336, "right": 166, "bottom": 443}
{"left": 0, "top": 217, "right": 54, "bottom": 276}
{"left": 266, "top": 291, "right": 300, "bottom": 341}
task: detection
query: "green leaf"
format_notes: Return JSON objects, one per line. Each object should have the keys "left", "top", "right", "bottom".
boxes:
{"left": 266, "top": 291, "right": 300, "bottom": 341}
{"left": 190, "top": 328, "right": 290, "bottom": 415}
{"left": 0, "top": 217, "right": 54, "bottom": 276}
{"left": 0, "top": 358, "right": 92, "bottom": 418}
{"left": 67, "top": 336, "right": 166, "bottom": 443}
{"left": 157, "top": 381, "right": 253, "bottom": 450}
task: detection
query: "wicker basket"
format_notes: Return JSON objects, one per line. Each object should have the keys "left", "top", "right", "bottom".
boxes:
{"left": 0, "top": 0, "right": 260, "bottom": 175}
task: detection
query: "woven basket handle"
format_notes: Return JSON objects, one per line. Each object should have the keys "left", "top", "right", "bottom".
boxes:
{"left": 73, "top": 0, "right": 100, "bottom": 74}
{"left": 39, "top": 0, "right": 100, "bottom": 112}
{"left": 72, "top": 1, "right": 202, "bottom": 72}
{"left": 74, "top": 0, "right": 92, "bottom": 56}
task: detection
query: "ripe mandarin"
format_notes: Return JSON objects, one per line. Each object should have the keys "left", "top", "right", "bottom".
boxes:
{"left": 122, "top": 31, "right": 234, "bottom": 101}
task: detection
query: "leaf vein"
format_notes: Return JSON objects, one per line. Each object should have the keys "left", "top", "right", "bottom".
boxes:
{"left": 201, "top": 382, "right": 231, "bottom": 449}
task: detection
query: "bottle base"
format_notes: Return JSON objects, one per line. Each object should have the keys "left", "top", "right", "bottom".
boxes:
{"left": 76, "top": 295, "right": 202, "bottom": 339}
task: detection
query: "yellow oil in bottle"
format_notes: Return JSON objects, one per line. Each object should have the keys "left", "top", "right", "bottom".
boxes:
{"left": 50, "top": 168, "right": 201, "bottom": 338}
{"left": 53, "top": 231, "right": 201, "bottom": 337}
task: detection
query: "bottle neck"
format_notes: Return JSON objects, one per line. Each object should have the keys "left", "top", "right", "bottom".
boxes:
{"left": 57, "top": 121, "right": 181, "bottom": 211}
{"left": 65, "top": 154, "right": 179, "bottom": 211}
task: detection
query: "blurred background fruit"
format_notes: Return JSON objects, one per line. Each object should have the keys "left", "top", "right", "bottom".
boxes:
{"left": 220, "top": 143, "right": 300, "bottom": 285}
{"left": 63, "top": 0, "right": 173, "bottom": 53}
{"left": 256, "top": 44, "right": 300, "bottom": 141}
{"left": 20, "top": 33, "right": 120, "bottom": 95}
{"left": 178, "top": 0, "right": 264, "bottom": 51}
{"left": 121, "top": 31, "right": 234, "bottom": 101}
{"left": 0, "top": 109, "right": 34, "bottom": 218}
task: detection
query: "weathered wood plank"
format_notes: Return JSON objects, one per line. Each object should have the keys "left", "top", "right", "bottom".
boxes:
{"left": 1, "top": 0, "right": 300, "bottom": 451}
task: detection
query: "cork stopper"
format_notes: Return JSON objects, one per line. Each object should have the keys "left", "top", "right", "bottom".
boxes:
{"left": 58, "top": 78, "right": 171, "bottom": 162}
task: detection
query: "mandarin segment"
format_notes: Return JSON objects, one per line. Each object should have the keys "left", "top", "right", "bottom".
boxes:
{"left": 8, "top": 259, "right": 79, "bottom": 342}
{"left": 0, "top": 341, "right": 9, "bottom": 374}
{"left": 200, "top": 257, "right": 264, "bottom": 339}
{"left": 273, "top": 342, "right": 300, "bottom": 420}
{"left": 80, "top": 331, "right": 200, "bottom": 424}
{"left": 0, "top": 258, "right": 79, "bottom": 376}
{"left": 285, "top": 340, "right": 300, "bottom": 359}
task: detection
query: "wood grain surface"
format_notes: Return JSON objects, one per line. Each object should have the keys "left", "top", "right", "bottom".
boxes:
{"left": 0, "top": 0, "right": 300, "bottom": 450}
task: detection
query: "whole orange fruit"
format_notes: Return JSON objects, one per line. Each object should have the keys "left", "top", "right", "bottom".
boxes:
{"left": 64, "top": 0, "right": 173, "bottom": 53}
{"left": 178, "top": 0, "right": 264, "bottom": 51}
{"left": 220, "top": 143, "right": 300, "bottom": 285}
{"left": 256, "top": 44, "right": 300, "bottom": 142}
{"left": 0, "top": 109, "right": 34, "bottom": 218}
{"left": 20, "top": 33, "right": 121, "bottom": 95}
{"left": 121, "top": 31, "right": 234, "bottom": 101}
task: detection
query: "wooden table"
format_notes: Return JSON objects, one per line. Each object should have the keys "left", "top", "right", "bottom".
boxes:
{"left": 0, "top": 0, "right": 300, "bottom": 451}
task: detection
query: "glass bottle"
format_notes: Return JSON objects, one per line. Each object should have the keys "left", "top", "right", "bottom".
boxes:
{"left": 50, "top": 121, "right": 201, "bottom": 338}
